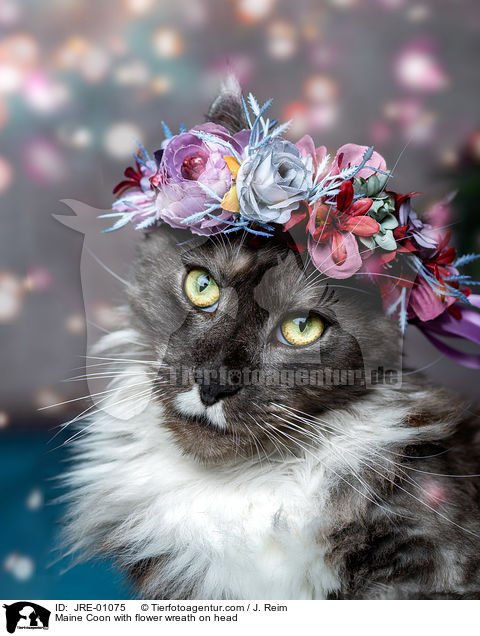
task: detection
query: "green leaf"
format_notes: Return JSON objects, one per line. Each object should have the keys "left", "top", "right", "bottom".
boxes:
{"left": 381, "top": 213, "right": 399, "bottom": 231}
{"left": 375, "top": 230, "right": 397, "bottom": 251}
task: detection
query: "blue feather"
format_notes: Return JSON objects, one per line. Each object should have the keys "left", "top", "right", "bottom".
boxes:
{"left": 133, "top": 153, "right": 149, "bottom": 169}
{"left": 444, "top": 285, "right": 472, "bottom": 305}
{"left": 98, "top": 212, "right": 124, "bottom": 219}
{"left": 247, "top": 93, "right": 261, "bottom": 117}
{"left": 161, "top": 121, "right": 173, "bottom": 139}
{"left": 224, "top": 224, "right": 273, "bottom": 237}
{"left": 443, "top": 274, "right": 471, "bottom": 282}
{"left": 135, "top": 216, "right": 158, "bottom": 230}
{"left": 195, "top": 180, "right": 223, "bottom": 202}
{"left": 241, "top": 95, "right": 253, "bottom": 129}
{"left": 190, "top": 130, "right": 242, "bottom": 164}
{"left": 182, "top": 203, "right": 221, "bottom": 225}
{"left": 133, "top": 138, "right": 151, "bottom": 163}
{"left": 362, "top": 146, "right": 374, "bottom": 162}
{"left": 249, "top": 98, "right": 273, "bottom": 148}
{"left": 176, "top": 237, "right": 197, "bottom": 246}
{"left": 454, "top": 253, "right": 480, "bottom": 268}
{"left": 223, "top": 226, "right": 243, "bottom": 234}
{"left": 102, "top": 215, "right": 132, "bottom": 232}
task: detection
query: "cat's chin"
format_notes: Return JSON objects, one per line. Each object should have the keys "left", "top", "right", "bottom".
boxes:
{"left": 161, "top": 408, "right": 253, "bottom": 463}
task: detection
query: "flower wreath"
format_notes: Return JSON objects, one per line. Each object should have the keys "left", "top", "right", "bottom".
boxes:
{"left": 102, "top": 93, "right": 480, "bottom": 368}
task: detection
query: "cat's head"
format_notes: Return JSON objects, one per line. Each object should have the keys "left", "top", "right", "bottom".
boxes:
{"left": 126, "top": 226, "right": 400, "bottom": 462}
{"left": 125, "top": 87, "right": 403, "bottom": 462}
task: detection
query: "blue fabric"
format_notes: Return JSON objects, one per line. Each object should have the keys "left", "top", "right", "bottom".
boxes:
{"left": 0, "top": 431, "right": 129, "bottom": 599}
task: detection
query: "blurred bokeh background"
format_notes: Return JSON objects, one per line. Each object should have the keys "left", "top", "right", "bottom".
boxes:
{"left": 1, "top": 0, "right": 479, "bottom": 598}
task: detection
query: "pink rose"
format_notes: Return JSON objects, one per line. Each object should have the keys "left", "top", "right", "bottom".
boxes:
{"left": 331, "top": 143, "right": 386, "bottom": 180}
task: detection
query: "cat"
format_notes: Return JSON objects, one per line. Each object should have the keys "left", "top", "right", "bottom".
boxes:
{"left": 62, "top": 87, "right": 480, "bottom": 600}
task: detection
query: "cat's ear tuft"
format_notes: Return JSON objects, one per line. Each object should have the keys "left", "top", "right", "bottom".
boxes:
{"left": 207, "top": 74, "right": 248, "bottom": 134}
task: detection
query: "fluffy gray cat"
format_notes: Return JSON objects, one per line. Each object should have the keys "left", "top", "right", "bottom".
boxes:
{"left": 63, "top": 89, "right": 480, "bottom": 600}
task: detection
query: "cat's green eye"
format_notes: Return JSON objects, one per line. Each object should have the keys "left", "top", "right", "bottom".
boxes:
{"left": 280, "top": 314, "right": 325, "bottom": 346}
{"left": 184, "top": 269, "right": 220, "bottom": 310}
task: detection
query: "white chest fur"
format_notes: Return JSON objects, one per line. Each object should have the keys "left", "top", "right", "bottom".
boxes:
{"left": 147, "top": 448, "right": 341, "bottom": 599}
{"left": 71, "top": 399, "right": 342, "bottom": 600}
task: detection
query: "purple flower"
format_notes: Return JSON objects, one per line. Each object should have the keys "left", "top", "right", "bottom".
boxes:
{"left": 155, "top": 180, "right": 233, "bottom": 236}
{"left": 398, "top": 199, "right": 439, "bottom": 257}
{"left": 156, "top": 123, "right": 249, "bottom": 234}
{"left": 161, "top": 122, "right": 247, "bottom": 194}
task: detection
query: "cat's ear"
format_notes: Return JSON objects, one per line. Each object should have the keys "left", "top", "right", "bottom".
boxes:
{"left": 207, "top": 75, "right": 248, "bottom": 134}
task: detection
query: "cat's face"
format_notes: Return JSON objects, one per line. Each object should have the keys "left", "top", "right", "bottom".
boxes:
{"left": 128, "top": 227, "right": 401, "bottom": 462}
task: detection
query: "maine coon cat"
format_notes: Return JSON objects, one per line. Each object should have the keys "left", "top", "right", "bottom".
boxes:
{"left": 63, "top": 89, "right": 480, "bottom": 600}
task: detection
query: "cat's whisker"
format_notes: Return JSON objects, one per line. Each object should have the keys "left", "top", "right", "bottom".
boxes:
{"left": 272, "top": 404, "right": 480, "bottom": 537}
{"left": 55, "top": 383, "right": 161, "bottom": 443}
{"left": 57, "top": 386, "right": 158, "bottom": 449}
{"left": 272, "top": 403, "right": 439, "bottom": 486}
{"left": 85, "top": 246, "right": 131, "bottom": 287}
{"left": 234, "top": 229, "right": 248, "bottom": 261}
{"left": 260, "top": 417, "right": 321, "bottom": 455}
{"left": 273, "top": 402, "right": 442, "bottom": 461}
{"left": 269, "top": 415, "right": 425, "bottom": 524}
{"left": 209, "top": 233, "right": 227, "bottom": 261}
{"left": 49, "top": 407, "right": 96, "bottom": 442}
{"left": 50, "top": 374, "right": 165, "bottom": 442}
{"left": 247, "top": 413, "right": 288, "bottom": 462}
{"left": 265, "top": 412, "right": 398, "bottom": 506}
{"left": 244, "top": 420, "right": 269, "bottom": 466}
{"left": 271, "top": 424, "right": 396, "bottom": 515}
{"left": 39, "top": 378, "right": 156, "bottom": 410}
{"left": 86, "top": 320, "right": 148, "bottom": 348}
{"left": 82, "top": 354, "right": 166, "bottom": 366}
{"left": 319, "top": 435, "right": 407, "bottom": 523}
{"left": 323, "top": 440, "right": 417, "bottom": 525}
{"left": 403, "top": 356, "right": 445, "bottom": 376}
{"left": 66, "top": 358, "right": 151, "bottom": 374}
{"left": 391, "top": 466, "right": 480, "bottom": 479}
{"left": 268, "top": 411, "right": 326, "bottom": 440}
{"left": 232, "top": 420, "right": 240, "bottom": 458}
{"left": 64, "top": 371, "right": 159, "bottom": 382}
{"left": 334, "top": 438, "right": 480, "bottom": 539}
{"left": 270, "top": 404, "right": 439, "bottom": 488}
{"left": 248, "top": 402, "right": 293, "bottom": 460}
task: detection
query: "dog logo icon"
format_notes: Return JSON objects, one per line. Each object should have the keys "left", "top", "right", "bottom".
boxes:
{"left": 3, "top": 602, "right": 50, "bottom": 633}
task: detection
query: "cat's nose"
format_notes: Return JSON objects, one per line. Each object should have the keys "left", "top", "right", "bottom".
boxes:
{"left": 199, "top": 382, "right": 241, "bottom": 406}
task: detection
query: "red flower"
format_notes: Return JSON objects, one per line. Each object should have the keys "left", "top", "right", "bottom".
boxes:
{"left": 112, "top": 160, "right": 144, "bottom": 197}
{"left": 423, "top": 232, "right": 455, "bottom": 284}
{"left": 304, "top": 182, "right": 379, "bottom": 278}
{"left": 407, "top": 233, "right": 472, "bottom": 322}
{"left": 392, "top": 224, "right": 418, "bottom": 253}
{"left": 282, "top": 181, "right": 380, "bottom": 277}
{"left": 308, "top": 181, "right": 379, "bottom": 262}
